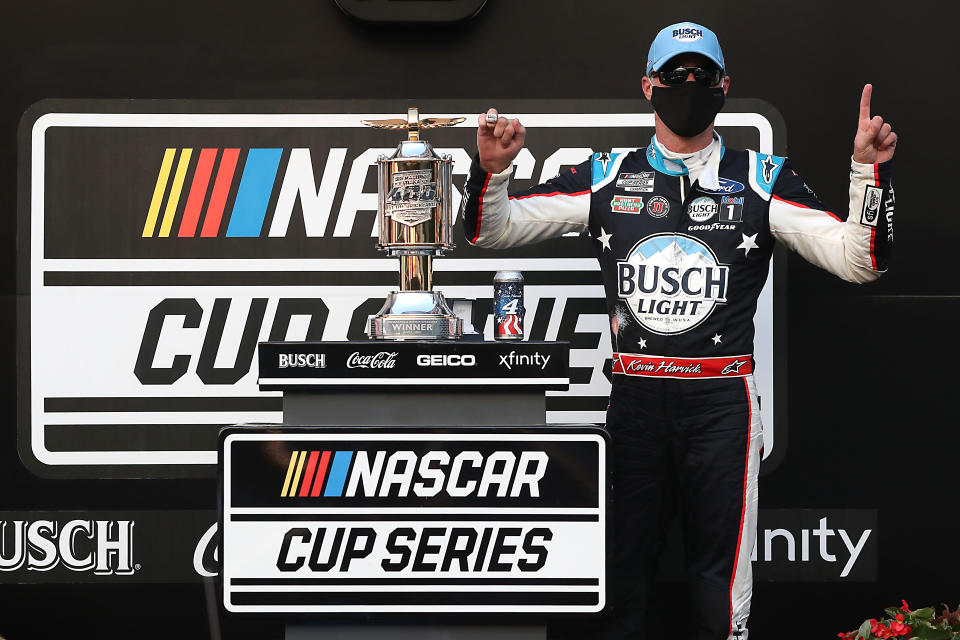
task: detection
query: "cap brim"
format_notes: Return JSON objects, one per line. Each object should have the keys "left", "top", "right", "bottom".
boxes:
{"left": 648, "top": 51, "right": 724, "bottom": 75}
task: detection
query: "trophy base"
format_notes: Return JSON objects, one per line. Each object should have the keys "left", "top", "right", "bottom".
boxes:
{"left": 369, "top": 291, "right": 463, "bottom": 340}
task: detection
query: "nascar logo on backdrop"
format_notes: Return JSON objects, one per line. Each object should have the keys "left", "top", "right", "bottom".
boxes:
{"left": 17, "top": 99, "right": 784, "bottom": 478}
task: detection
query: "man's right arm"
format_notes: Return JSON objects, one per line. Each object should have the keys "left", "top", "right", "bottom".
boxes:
{"left": 461, "top": 154, "right": 592, "bottom": 249}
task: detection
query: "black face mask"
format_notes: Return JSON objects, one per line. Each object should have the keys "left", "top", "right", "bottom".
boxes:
{"left": 650, "top": 82, "right": 725, "bottom": 138}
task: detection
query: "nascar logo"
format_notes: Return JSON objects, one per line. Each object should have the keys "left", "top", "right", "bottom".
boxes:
{"left": 281, "top": 449, "right": 549, "bottom": 498}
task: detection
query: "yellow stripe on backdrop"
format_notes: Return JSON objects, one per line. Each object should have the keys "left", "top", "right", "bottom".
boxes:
{"left": 289, "top": 451, "right": 308, "bottom": 497}
{"left": 281, "top": 451, "right": 301, "bottom": 497}
{"left": 141, "top": 148, "right": 176, "bottom": 237}
{"left": 158, "top": 148, "right": 193, "bottom": 237}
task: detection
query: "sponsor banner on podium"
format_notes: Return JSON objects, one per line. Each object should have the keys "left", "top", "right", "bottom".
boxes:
{"left": 257, "top": 340, "right": 569, "bottom": 389}
{"left": 220, "top": 426, "right": 610, "bottom": 613}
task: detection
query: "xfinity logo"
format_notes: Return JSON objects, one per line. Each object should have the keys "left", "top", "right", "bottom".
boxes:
{"left": 416, "top": 354, "right": 476, "bottom": 367}
{"left": 0, "top": 520, "right": 135, "bottom": 575}
{"left": 346, "top": 352, "right": 397, "bottom": 369}
{"left": 278, "top": 353, "right": 326, "bottom": 369}
{"left": 498, "top": 351, "right": 552, "bottom": 370}
{"left": 754, "top": 516, "right": 872, "bottom": 578}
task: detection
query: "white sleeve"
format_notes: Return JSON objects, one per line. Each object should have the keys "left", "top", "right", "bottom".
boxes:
{"left": 769, "top": 157, "right": 893, "bottom": 284}
{"left": 462, "top": 158, "right": 591, "bottom": 249}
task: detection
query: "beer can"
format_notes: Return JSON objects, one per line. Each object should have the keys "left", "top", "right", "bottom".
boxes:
{"left": 494, "top": 271, "right": 524, "bottom": 341}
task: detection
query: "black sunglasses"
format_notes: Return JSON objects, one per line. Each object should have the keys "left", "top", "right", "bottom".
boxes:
{"left": 654, "top": 66, "right": 724, "bottom": 87}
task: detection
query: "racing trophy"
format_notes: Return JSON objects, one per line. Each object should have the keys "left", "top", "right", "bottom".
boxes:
{"left": 364, "top": 107, "right": 465, "bottom": 340}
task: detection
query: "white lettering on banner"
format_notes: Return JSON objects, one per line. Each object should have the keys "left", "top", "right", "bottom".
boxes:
{"left": 0, "top": 520, "right": 135, "bottom": 575}
{"left": 751, "top": 516, "right": 872, "bottom": 578}
{"left": 268, "top": 148, "right": 347, "bottom": 237}
{"left": 278, "top": 353, "right": 326, "bottom": 369}
{"left": 346, "top": 351, "right": 397, "bottom": 369}
{"left": 498, "top": 350, "right": 552, "bottom": 370}
{"left": 416, "top": 354, "right": 476, "bottom": 367}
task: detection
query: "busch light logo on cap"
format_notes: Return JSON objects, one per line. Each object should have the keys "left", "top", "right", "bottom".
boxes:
{"left": 617, "top": 233, "right": 729, "bottom": 334}
{"left": 672, "top": 26, "right": 703, "bottom": 41}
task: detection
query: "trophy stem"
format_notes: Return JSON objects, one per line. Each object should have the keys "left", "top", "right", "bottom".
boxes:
{"left": 399, "top": 255, "right": 432, "bottom": 291}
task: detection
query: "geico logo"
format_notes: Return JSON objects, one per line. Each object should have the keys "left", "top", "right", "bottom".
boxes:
{"left": 415, "top": 354, "right": 476, "bottom": 367}
{"left": 277, "top": 526, "right": 551, "bottom": 573}
{"left": 144, "top": 146, "right": 595, "bottom": 239}
{"left": 342, "top": 450, "right": 549, "bottom": 498}
{"left": 0, "top": 520, "right": 135, "bottom": 575}
{"left": 278, "top": 353, "right": 326, "bottom": 368}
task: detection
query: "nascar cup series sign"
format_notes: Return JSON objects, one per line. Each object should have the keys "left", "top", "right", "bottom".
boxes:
{"left": 17, "top": 99, "right": 786, "bottom": 478}
{"left": 220, "top": 427, "right": 608, "bottom": 613}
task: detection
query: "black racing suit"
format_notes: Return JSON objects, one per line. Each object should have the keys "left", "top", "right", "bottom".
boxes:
{"left": 461, "top": 134, "right": 894, "bottom": 639}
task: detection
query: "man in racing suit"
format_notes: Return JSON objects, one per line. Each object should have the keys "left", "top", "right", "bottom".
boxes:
{"left": 460, "top": 21, "right": 897, "bottom": 640}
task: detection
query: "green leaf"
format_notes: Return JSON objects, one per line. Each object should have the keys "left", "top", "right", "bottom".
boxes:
{"left": 857, "top": 619, "right": 875, "bottom": 639}
{"left": 908, "top": 625, "right": 954, "bottom": 640}
{"left": 912, "top": 608, "right": 937, "bottom": 620}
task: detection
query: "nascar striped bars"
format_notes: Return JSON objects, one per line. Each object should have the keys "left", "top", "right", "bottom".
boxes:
{"left": 363, "top": 108, "right": 466, "bottom": 340}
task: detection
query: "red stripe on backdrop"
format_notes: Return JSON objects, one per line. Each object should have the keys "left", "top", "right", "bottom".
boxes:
{"left": 178, "top": 148, "right": 218, "bottom": 237}
{"left": 310, "top": 451, "right": 332, "bottom": 497}
{"left": 201, "top": 148, "right": 240, "bottom": 237}
{"left": 298, "top": 451, "right": 320, "bottom": 497}
{"left": 728, "top": 377, "right": 753, "bottom": 637}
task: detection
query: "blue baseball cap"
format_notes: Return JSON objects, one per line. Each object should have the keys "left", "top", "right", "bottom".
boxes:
{"left": 646, "top": 21, "right": 725, "bottom": 76}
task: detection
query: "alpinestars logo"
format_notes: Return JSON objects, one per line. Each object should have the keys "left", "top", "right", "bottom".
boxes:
{"left": 617, "top": 233, "right": 729, "bottom": 335}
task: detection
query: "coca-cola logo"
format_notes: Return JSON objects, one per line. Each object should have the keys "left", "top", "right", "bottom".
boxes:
{"left": 193, "top": 523, "right": 219, "bottom": 577}
{"left": 346, "top": 351, "right": 398, "bottom": 369}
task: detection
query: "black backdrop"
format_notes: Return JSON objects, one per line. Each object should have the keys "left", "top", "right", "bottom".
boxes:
{"left": 1, "top": 0, "right": 957, "bottom": 638}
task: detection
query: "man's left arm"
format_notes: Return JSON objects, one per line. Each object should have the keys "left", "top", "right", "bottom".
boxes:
{"left": 768, "top": 84, "right": 897, "bottom": 283}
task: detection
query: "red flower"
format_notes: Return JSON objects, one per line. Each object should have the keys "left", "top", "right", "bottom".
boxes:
{"left": 901, "top": 599, "right": 911, "bottom": 613}
{"left": 895, "top": 613, "right": 904, "bottom": 622}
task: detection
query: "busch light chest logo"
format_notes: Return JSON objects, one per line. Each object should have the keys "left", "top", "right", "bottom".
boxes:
{"left": 617, "top": 233, "right": 729, "bottom": 334}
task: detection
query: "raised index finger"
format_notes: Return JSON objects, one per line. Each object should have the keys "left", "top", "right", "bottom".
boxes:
{"left": 859, "top": 84, "right": 872, "bottom": 122}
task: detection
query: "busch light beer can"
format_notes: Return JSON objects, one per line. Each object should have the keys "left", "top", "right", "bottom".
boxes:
{"left": 494, "top": 271, "right": 524, "bottom": 341}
